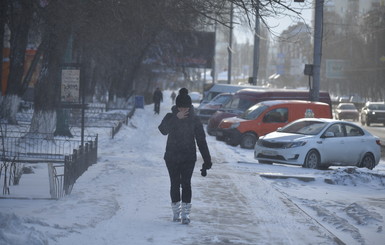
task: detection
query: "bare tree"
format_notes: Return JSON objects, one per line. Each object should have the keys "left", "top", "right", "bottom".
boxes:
{"left": 1, "top": 0, "right": 304, "bottom": 134}
{"left": 28, "top": 1, "right": 70, "bottom": 134}
{"left": 1, "top": 0, "right": 33, "bottom": 124}
{"left": 357, "top": 6, "right": 385, "bottom": 100}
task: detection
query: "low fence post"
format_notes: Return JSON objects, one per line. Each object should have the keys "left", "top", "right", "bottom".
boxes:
{"left": 47, "top": 163, "right": 56, "bottom": 199}
{"left": 63, "top": 156, "right": 70, "bottom": 195}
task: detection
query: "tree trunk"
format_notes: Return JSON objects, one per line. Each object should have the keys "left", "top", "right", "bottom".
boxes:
{"left": 0, "top": 94, "right": 20, "bottom": 124}
{"left": 30, "top": 1, "right": 73, "bottom": 134}
{"left": 1, "top": 0, "right": 33, "bottom": 123}
{"left": 29, "top": 110, "right": 56, "bottom": 136}
{"left": 7, "top": 0, "right": 33, "bottom": 95}
{"left": 0, "top": 0, "right": 7, "bottom": 92}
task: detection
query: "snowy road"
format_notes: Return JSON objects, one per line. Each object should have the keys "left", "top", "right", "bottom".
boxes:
{"left": 1, "top": 90, "right": 384, "bottom": 245}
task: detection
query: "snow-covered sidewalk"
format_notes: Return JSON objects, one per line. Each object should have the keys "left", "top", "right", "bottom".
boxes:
{"left": 1, "top": 90, "right": 384, "bottom": 245}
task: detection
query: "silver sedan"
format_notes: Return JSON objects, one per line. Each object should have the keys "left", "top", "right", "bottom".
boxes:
{"left": 254, "top": 118, "right": 381, "bottom": 169}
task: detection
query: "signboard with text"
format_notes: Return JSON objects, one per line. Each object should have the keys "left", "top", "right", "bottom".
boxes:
{"left": 61, "top": 68, "right": 80, "bottom": 103}
{"left": 325, "top": 59, "right": 349, "bottom": 79}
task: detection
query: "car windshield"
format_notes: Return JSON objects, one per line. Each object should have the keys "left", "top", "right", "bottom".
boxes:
{"left": 211, "top": 95, "right": 232, "bottom": 104}
{"left": 368, "top": 104, "right": 385, "bottom": 110}
{"left": 240, "top": 104, "right": 268, "bottom": 120}
{"left": 339, "top": 104, "right": 356, "bottom": 109}
{"left": 224, "top": 97, "right": 255, "bottom": 111}
{"left": 279, "top": 120, "right": 327, "bottom": 135}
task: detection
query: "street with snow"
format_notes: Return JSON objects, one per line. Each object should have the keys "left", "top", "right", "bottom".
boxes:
{"left": 1, "top": 91, "right": 385, "bottom": 245}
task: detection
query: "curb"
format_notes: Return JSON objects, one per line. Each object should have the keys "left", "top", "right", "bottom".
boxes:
{"left": 259, "top": 174, "right": 315, "bottom": 182}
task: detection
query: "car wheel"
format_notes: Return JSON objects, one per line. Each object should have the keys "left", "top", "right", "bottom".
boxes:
{"left": 366, "top": 120, "right": 371, "bottom": 126}
{"left": 360, "top": 153, "right": 375, "bottom": 170}
{"left": 303, "top": 149, "right": 320, "bottom": 169}
{"left": 226, "top": 137, "right": 238, "bottom": 146}
{"left": 240, "top": 133, "right": 257, "bottom": 149}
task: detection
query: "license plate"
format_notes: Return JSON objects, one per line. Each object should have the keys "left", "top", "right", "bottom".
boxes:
{"left": 216, "top": 131, "right": 223, "bottom": 136}
{"left": 262, "top": 150, "right": 277, "bottom": 156}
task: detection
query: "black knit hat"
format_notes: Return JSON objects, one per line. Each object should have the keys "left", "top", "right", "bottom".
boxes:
{"left": 176, "top": 88, "right": 192, "bottom": 108}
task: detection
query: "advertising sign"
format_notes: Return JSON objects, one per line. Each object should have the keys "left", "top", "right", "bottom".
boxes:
{"left": 174, "top": 31, "right": 215, "bottom": 69}
{"left": 61, "top": 68, "right": 80, "bottom": 103}
{"left": 325, "top": 59, "right": 349, "bottom": 79}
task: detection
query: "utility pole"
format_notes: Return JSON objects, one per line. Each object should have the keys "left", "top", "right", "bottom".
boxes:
{"left": 227, "top": 3, "right": 233, "bottom": 84}
{"left": 212, "top": 20, "right": 217, "bottom": 84}
{"left": 252, "top": 2, "right": 260, "bottom": 85}
{"left": 311, "top": 0, "right": 324, "bottom": 101}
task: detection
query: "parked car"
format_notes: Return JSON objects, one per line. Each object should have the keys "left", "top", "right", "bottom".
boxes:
{"left": 201, "top": 83, "right": 263, "bottom": 105}
{"left": 217, "top": 100, "right": 332, "bottom": 149}
{"left": 207, "top": 88, "right": 332, "bottom": 136}
{"left": 196, "top": 93, "right": 233, "bottom": 123}
{"left": 254, "top": 118, "right": 381, "bottom": 169}
{"left": 338, "top": 96, "right": 350, "bottom": 103}
{"left": 189, "top": 92, "right": 202, "bottom": 103}
{"left": 360, "top": 102, "right": 385, "bottom": 126}
{"left": 334, "top": 103, "right": 359, "bottom": 121}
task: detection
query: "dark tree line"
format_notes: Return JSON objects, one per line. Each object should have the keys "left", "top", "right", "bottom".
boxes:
{"left": 0, "top": 0, "right": 300, "bottom": 133}
{"left": 322, "top": 5, "right": 385, "bottom": 100}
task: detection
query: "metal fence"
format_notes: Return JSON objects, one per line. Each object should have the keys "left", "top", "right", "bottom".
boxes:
{"left": 16, "top": 104, "right": 135, "bottom": 139}
{"left": 1, "top": 133, "right": 98, "bottom": 199}
{"left": 62, "top": 137, "right": 98, "bottom": 197}
{"left": 111, "top": 107, "right": 136, "bottom": 138}
{"left": 1, "top": 100, "right": 135, "bottom": 199}
{"left": 1, "top": 133, "right": 89, "bottom": 162}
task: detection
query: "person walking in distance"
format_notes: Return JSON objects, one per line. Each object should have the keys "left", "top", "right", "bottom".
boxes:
{"left": 158, "top": 88, "right": 212, "bottom": 224}
{"left": 153, "top": 87, "right": 163, "bottom": 114}
{"left": 170, "top": 91, "right": 176, "bottom": 104}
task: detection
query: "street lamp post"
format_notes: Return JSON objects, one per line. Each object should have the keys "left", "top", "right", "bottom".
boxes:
{"left": 311, "top": 0, "right": 324, "bottom": 102}
{"left": 252, "top": 2, "right": 260, "bottom": 85}
{"left": 227, "top": 3, "right": 233, "bottom": 84}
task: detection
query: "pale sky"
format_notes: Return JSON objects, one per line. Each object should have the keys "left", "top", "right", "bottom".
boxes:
{"left": 234, "top": 1, "right": 313, "bottom": 43}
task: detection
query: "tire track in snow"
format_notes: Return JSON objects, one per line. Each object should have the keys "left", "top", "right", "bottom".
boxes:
{"left": 188, "top": 161, "right": 343, "bottom": 245}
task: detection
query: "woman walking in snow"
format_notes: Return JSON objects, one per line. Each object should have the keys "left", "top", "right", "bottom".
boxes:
{"left": 158, "top": 88, "right": 212, "bottom": 224}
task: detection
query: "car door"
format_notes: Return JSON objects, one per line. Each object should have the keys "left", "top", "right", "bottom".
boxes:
{"left": 320, "top": 123, "right": 349, "bottom": 164}
{"left": 343, "top": 123, "right": 365, "bottom": 164}
{"left": 260, "top": 107, "right": 288, "bottom": 136}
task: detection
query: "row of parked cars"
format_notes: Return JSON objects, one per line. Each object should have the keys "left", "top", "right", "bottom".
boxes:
{"left": 196, "top": 85, "right": 382, "bottom": 170}
{"left": 335, "top": 101, "right": 385, "bottom": 126}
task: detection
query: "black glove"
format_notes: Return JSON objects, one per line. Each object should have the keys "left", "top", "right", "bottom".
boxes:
{"left": 202, "top": 162, "right": 212, "bottom": 170}
{"left": 201, "top": 162, "right": 212, "bottom": 177}
{"left": 200, "top": 168, "right": 207, "bottom": 177}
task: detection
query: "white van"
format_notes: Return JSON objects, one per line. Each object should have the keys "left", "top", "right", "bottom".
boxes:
{"left": 201, "top": 83, "right": 264, "bottom": 105}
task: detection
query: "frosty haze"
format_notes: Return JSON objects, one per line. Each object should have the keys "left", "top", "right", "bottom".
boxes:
{"left": 0, "top": 90, "right": 384, "bottom": 245}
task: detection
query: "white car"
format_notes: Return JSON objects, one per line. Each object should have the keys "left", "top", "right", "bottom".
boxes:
{"left": 254, "top": 118, "right": 381, "bottom": 169}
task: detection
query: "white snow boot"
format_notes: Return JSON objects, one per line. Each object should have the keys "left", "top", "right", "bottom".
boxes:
{"left": 181, "top": 202, "right": 192, "bottom": 224}
{"left": 171, "top": 202, "right": 181, "bottom": 222}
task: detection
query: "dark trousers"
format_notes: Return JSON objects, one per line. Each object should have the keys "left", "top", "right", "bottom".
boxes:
{"left": 154, "top": 103, "right": 160, "bottom": 114}
{"left": 166, "top": 160, "right": 195, "bottom": 203}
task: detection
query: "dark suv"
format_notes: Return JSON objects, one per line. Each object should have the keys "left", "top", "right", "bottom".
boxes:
{"left": 360, "top": 102, "right": 385, "bottom": 126}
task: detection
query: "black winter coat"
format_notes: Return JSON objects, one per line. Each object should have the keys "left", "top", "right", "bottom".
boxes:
{"left": 158, "top": 106, "right": 211, "bottom": 164}
{"left": 153, "top": 90, "right": 163, "bottom": 103}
